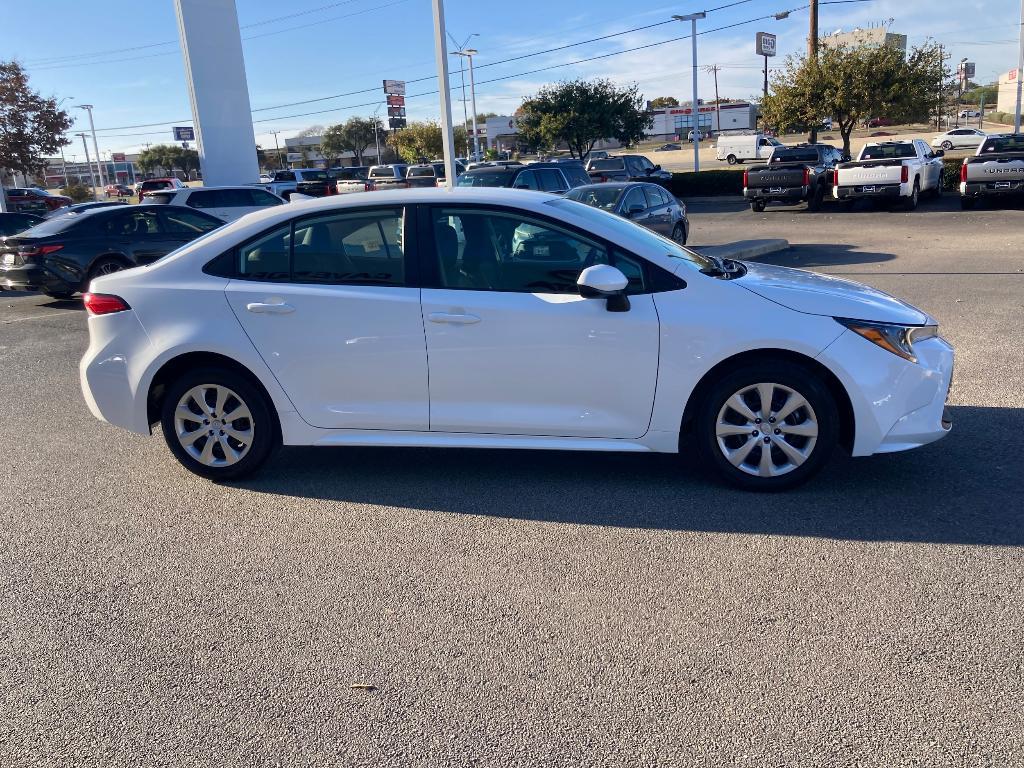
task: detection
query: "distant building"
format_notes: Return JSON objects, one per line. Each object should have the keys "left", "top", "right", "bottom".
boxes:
{"left": 42, "top": 155, "right": 140, "bottom": 188}
{"left": 283, "top": 135, "right": 384, "bottom": 168}
{"left": 646, "top": 101, "right": 758, "bottom": 138}
{"left": 822, "top": 27, "right": 907, "bottom": 53}
{"left": 997, "top": 68, "right": 1021, "bottom": 114}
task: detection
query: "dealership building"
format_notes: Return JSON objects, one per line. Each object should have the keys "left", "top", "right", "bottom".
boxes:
{"left": 997, "top": 68, "right": 1021, "bottom": 114}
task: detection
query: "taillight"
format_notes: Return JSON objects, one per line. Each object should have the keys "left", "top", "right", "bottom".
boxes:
{"left": 960, "top": 163, "right": 968, "bottom": 183}
{"left": 828, "top": 169, "right": 836, "bottom": 186}
{"left": 802, "top": 168, "right": 810, "bottom": 186}
{"left": 18, "top": 244, "right": 64, "bottom": 257}
{"left": 743, "top": 170, "right": 749, "bottom": 187}
{"left": 364, "top": 182, "right": 373, "bottom": 192}
{"left": 83, "top": 293, "right": 131, "bottom": 316}
{"left": 901, "top": 165, "right": 909, "bottom": 183}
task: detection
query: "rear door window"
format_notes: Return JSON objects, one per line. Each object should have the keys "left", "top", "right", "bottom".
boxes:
{"left": 162, "top": 210, "right": 222, "bottom": 235}
{"left": 513, "top": 170, "right": 540, "bottom": 190}
{"left": 104, "top": 210, "right": 164, "bottom": 236}
{"left": 537, "top": 169, "right": 567, "bottom": 192}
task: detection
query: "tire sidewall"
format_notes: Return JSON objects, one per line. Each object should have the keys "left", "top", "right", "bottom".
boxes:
{"left": 694, "top": 362, "right": 839, "bottom": 491}
{"left": 671, "top": 224, "right": 685, "bottom": 244}
{"left": 160, "top": 366, "right": 278, "bottom": 481}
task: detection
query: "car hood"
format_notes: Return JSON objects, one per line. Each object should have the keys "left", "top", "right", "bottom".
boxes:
{"left": 735, "top": 261, "right": 931, "bottom": 325}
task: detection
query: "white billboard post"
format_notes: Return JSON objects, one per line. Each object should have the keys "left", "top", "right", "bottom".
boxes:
{"left": 430, "top": 0, "right": 458, "bottom": 186}
{"left": 173, "top": 0, "right": 259, "bottom": 185}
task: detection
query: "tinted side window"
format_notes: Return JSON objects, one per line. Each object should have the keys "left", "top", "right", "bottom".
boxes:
{"left": 238, "top": 224, "right": 290, "bottom": 281}
{"left": 186, "top": 190, "right": 219, "bottom": 209}
{"left": 162, "top": 210, "right": 222, "bottom": 235}
{"left": 513, "top": 170, "right": 539, "bottom": 190}
{"left": 251, "top": 190, "right": 283, "bottom": 206}
{"left": 537, "top": 169, "right": 567, "bottom": 192}
{"left": 641, "top": 186, "right": 662, "bottom": 209}
{"left": 219, "top": 189, "right": 255, "bottom": 207}
{"left": 562, "top": 165, "right": 591, "bottom": 187}
{"left": 273, "top": 171, "right": 296, "bottom": 182}
{"left": 622, "top": 187, "right": 647, "bottom": 212}
{"left": 291, "top": 209, "right": 405, "bottom": 285}
{"left": 104, "top": 211, "right": 163, "bottom": 236}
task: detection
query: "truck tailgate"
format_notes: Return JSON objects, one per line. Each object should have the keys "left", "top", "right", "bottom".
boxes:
{"left": 836, "top": 161, "right": 904, "bottom": 186}
{"left": 746, "top": 165, "right": 806, "bottom": 188}
{"left": 964, "top": 156, "right": 1024, "bottom": 183}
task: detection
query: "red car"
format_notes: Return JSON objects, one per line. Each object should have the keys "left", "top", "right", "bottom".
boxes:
{"left": 866, "top": 117, "right": 895, "bottom": 128}
{"left": 4, "top": 187, "right": 72, "bottom": 213}
{"left": 137, "top": 177, "right": 186, "bottom": 202}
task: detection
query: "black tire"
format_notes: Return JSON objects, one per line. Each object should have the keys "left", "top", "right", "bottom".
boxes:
{"left": 88, "top": 257, "right": 127, "bottom": 281}
{"left": 904, "top": 180, "right": 920, "bottom": 211}
{"left": 960, "top": 197, "right": 976, "bottom": 210}
{"left": 694, "top": 361, "right": 839, "bottom": 491}
{"left": 806, "top": 187, "right": 825, "bottom": 212}
{"left": 671, "top": 223, "right": 687, "bottom": 245}
{"left": 160, "top": 366, "right": 279, "bottom": 481}
{"left": 43, "top": 290, "right": 76, "bottom": 300}
{"left": 941, "top": 141, "right": 953, "bottom": 150}
{"left": 726, "top": 154, "right": 738, "bottom": 165}
{"left": 933, "top": 174, "right": 944, "bottom": 197}
{"left": 750, "top": 199, "right": 767, "bottom": 213}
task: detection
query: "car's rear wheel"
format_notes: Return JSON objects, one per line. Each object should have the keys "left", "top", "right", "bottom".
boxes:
{"left": 750, "top": 199, "right": 767, "bottom": 212}
{"left": 726, "top": 154, "right": 738, "bottom": 165}
{"left": 694, "top": 363, "right": 838, "bottom": 491}
{"left": 904, "top": 180, "right": 920, "bottom": 211}
{"left": 933, "top": 174, "right": 944, "bottom": 197}
{"left": 806, "top": 187, "right": 825, "bottom": 212}
{"left": 941, "top": 141, "right": 953, "bottom": 150}
{"left": 160, "top": 367, "right": 278, "bottom": 480}
{"left": 671, "top": 223, "right": 687, "bottom": 245}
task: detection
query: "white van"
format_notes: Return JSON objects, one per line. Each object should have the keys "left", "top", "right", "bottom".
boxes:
{"left": 715, "top": 134, "right": 783, "bottom": 165}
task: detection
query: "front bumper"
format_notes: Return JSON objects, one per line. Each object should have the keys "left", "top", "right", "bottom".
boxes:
{"left": 743, "top": 186, "right": 808, "bottom": 203}
{"left": 834, "top": 183, "right": 903, "bottom": 200}
{"left": 817, "top": 331, "right": 954, "bottom": 456}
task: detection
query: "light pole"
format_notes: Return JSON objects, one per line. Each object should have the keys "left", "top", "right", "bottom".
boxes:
{"left": 76, "top": 132, "right": 99, "bottom": 201}
{"left": 449, "top": 32, "right": 478, "bottom": 158}
{"left": 75, "top": 105, "right": 106, "bottom": 189}
{"left": 453, "top": 47, "right": 481, "bottom": 161}
{"left": 371, "top": 105, "right": 383, "bottom": 166}
{"left": 955, "top": 58, "right": 968, "bottom": 127}
{"left": 430, "top": 0, "right": 458, "bottom": 185}
{"left": 673, "top": 13, "right": 706, "bottom": 172}
{"left": 59, "top": 146, "right": 70, "bottom": 187}
{"left": 269, "top": 130, "right": 284, "bottom": 169}
{"left": 1015, "top": 0, "right": 1023, "bottom": 132}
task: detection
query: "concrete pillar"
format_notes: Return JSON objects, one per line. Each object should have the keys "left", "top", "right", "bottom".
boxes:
{"left": 174, "top": 0, "right": 259, "bottom": 185}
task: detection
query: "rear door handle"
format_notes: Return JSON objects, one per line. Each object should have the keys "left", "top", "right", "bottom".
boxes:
{"left": 427, "top": 312, "right": 481, "bottom": 325}
{"left": 246, "top": 301, "right": 295, "bottom": 315}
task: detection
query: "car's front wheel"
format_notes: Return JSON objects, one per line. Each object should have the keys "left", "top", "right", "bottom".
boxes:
{"left": 750, "top": 199, "right": 767, "bottom": 212}
{"left": 160, "top": 367, "right": 279, "bottom": 480}
{"left": 671, "top": 223, "right": 687, "bottom": 245}
{"left": 695, "top": 363, "right": 839, "bottom": 491}
{"left": 941, "top": 141, "right": 953, "bottom": 150}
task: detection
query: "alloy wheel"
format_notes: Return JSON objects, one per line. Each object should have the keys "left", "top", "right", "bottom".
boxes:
{"left": 94, "top": 261, "right": 124, "bottom": 276}
{"left": 174, "top": 384, "right": 254, "bottom": 467}
{"left": 714, "top": 382, "right": 819, "bottom": 478}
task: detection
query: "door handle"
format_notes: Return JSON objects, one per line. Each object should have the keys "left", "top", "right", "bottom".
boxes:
{"left": 427, "top": 312, "right": 481, "bottom": 325}
{"left": 246, "top": 301, "right": 295, "bottom": 315}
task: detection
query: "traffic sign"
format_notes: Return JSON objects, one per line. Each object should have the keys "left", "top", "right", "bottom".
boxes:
{"left": 173, "top": 126, "right": 195, "bottom": 141}
{"left": 383, "top": 79, "right": 406, "bottom": 96}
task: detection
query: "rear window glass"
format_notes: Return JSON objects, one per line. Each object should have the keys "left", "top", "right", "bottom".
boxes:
{"left": 369, "top": 167, "right": 399, "bottom": 178}
{"left": 299, "top": 171, "right": 329, "bottom": 182}
{"left": 860, "top": 144, "right": 916, "bottom": 160}
{"left": 141, "top": 180, "right": 171, "bottom": 191}
{"left": 16, "top": 215, "right": 82, "bottom": 237}
{"left": 407, "top": 166, "right": 436, "bottom": 177}
{"left": 332, "top": 169, "right": 366, "bottom": 180}
{"left": 770, "top": 149, "right": 820, "bottom": 163}
{"left": 980, "top": 136, "right": 1024, "bottom": 153}
{"left": 589, "top": 158, "right": 626, "bottom": 171}
{"left": 564, "top": 186, "right": 623, "bottom": 211}
{"left": 456, "top": 171, "right": 513, "bottom": 187}
{"left": 145, "top": 192, "right": 176, "bottom": 204}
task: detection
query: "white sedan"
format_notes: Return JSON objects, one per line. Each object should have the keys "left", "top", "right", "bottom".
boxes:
{"left": 80, "top": 188, "right": 954, "bottom": 490}
{"left": 931, "top": 128, "right": 987, "bottom": 150}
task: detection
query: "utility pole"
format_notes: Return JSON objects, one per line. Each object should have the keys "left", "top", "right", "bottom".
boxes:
{"left": 703, "top": 65, "right": 723, "bottom": 136}
{"left": 674, "top": 13, "right": 706, "bottom": 173}
{"left": 449, "top": 32, "right": 478, "bottom": 157}
{"left": 808, "top": 0, "right": 819, "bottom": 143}
{"left": 1015, "top": 0, "right": 1023, "bottom": 132}
{"left": 59, "top": 146, "right": 70, "bottom": 187}
{"left": 76, "top": 133, "right": 99, "bottom": 201}
{"left": 75, "top": 105, "right": 106, "bottom": 188}
{"left": 430, "top": 0, "right": 457, "bottom": 185}
{"left": 270, "top": 130, "right": 283, "bottom": 169}
{"left": 937, "top": 44, "right": 944, "bottom": 130}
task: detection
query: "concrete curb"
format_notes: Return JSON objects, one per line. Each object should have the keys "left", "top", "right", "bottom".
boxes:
{"left": 694, "top": 238, "right": 789, "bottom": 261}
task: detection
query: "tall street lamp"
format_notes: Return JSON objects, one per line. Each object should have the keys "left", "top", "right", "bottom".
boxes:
{"left": 449, "top": 32, "right": 478, "bottom": 158}
{"left": 430, "top": 0, "right": 458, "bottom": 185}
{"left": 673, "top": 12, "right": 706, "bottom": 172}
{"left": 75, "top": 105, "right": 106, "bottom": 189}
{"left": 453, "top": 47, "right": 481, "bottom": 161}
{"left": 75, "top": 132, "right": 99, "bottom": 201}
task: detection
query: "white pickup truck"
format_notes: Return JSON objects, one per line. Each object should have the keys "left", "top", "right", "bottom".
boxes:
{"left": 833, "top": 140, "right": 944, "bottom": 210}
{"left": 959, "top": 133, "right": 1024, "bottom": 209}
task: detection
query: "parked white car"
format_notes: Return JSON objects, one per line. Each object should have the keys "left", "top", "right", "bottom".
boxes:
{"left": 79, "top": 188, "right": 953, "bottom": 490}
{"left": 834, "top": 140, "right": 945, "bottom": 209}
{"left": 141, "top": 186, "right": 286, "bottom": 222}
{"left": 931, "top": 128, "right": 987, "bottom": 150}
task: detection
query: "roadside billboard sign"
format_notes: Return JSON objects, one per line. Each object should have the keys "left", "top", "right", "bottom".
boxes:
{"left": 172, "top": 126, "right": 195, "bottom": 141}
{"left": 383, "top": 79, "right": 406, "bottom": 96}
{"left": 756, "top": 32, "right": 777, "bottom": 57}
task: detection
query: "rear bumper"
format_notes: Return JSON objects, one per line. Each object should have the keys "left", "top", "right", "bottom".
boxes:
{"left": 961, "top": 180, "right": 1024, "bottom": 198}
{"left": 80, "top": 310, "right": 154, "bottom": 434}
{"left": 834, "top": 183, "right": 903, "bottom": 200}
{"left": 0, "top": 263, "right": 74, "bottom": 294}
{"left": 743, "top": 186, "right": 808, "bottom": 203}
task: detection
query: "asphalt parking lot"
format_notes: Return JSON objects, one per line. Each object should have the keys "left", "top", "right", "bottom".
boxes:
{"left": 2, "top": 196, "right": 1023, "bottom": 766}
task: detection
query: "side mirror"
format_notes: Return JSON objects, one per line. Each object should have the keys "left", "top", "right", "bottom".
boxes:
{"left": 841, "top": 154, "right": 852, "bottom": 162}
{"left": 626, "top": 204, "right": 645, "bottom": 218}
{"left": 577, "top": 264, "right": 630, "bottom": 312}
{"left": 934, "top": 149, "right": 945, "bottom": 158}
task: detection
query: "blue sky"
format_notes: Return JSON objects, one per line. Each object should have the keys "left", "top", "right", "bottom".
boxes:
{"left": 1, "top": 0, "right": 1019, "bottom": 158}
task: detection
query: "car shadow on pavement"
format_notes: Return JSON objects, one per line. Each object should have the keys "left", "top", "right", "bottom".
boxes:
{"left": 750, "top": 243, "right": 896, "bottom": 269}
{"left": 238, "top": 405, "right": 1023, "bottom": 546}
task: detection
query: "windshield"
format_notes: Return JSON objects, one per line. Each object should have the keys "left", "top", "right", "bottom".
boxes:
{"left": 545, "top": 198, "right": 717, "bottom": 272}
{"left": 980, "top": 135, "right": 1024, "bottom": 154}
{"left": 770, "top": 150, "right": 820, "bottom": 163}
{"left": 141, "top": 180, "right": 169, "bottom": 190}
{"left": 860, "top": 144, "right": 916, "bottom": 160}
{"left": 456, "top": 171, "right": 512, "bottom": 187}
{"left": 563, "top": 186, "right": 624, "bottom": 211}
{"left": 589, "top": 158, "right": 625, "bottom": 171}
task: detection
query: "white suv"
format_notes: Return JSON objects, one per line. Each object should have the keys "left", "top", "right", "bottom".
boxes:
{"left": 141, "top": 186, "right": 286, "bottom": 222}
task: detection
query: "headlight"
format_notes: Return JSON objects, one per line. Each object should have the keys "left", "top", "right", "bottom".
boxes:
{"left": 835, "top": 318, "right": 937, "bottom": 363}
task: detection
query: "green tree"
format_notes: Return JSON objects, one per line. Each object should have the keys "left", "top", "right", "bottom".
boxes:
{"left": 649, "top": 96, "right": 679, "bottom": 109}
{"left": 321, "top": 117, "right": 382, "bottom": 165}
{"left": 389, "top": 121, "right": 467, "bottom": 164}
{"left": 0, "top": 61, "right": 73, "bottom": 178}
{"left": 516, "top": 79, "right": 652, "bottom": 159}
{"left": 61, "top": 178, "right": 91, "bottom": 203}
{"left": 762, "top": 42, "right": 947, "bottom": 156}
{"left": 962, "top": 84, "right": 998, "bottom": 107}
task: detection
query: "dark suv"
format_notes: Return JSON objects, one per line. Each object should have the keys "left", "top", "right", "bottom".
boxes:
{"left": 585, "top": 155, "right": 672, "bottom": 184}
{"left": 455, "top": 161, "right": 590, "bottom": 193}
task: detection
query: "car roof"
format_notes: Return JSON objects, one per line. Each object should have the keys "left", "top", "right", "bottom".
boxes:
{"left": 569, "top": 182, "right": 641, "bottom": 192}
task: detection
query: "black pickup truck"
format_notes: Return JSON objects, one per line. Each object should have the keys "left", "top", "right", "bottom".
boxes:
{"left": 960, "top": 133, "right": 1024, "bottom": 209}
{"left": 743, "top": 144, "right": 848, "bottom": 212}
